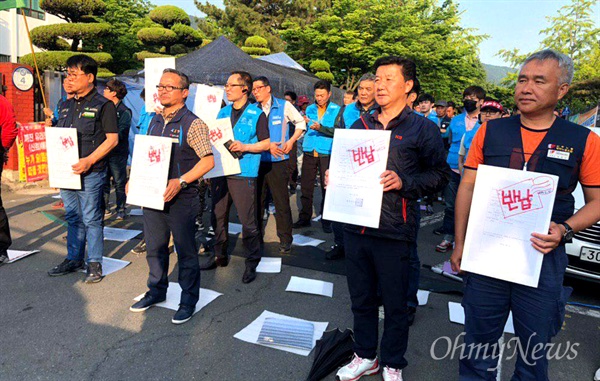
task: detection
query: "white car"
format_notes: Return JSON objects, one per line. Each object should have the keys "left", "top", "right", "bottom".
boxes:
{"left": 565, "top": 184, "right": 600, "bottom": 282}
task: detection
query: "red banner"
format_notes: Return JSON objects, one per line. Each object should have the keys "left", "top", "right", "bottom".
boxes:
{"left": 17, "top": 122, "right": 48, "bottom": 182}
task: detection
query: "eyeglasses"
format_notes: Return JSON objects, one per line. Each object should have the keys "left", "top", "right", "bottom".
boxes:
{"left": 252, "top": 85, "right": 267, "bottom": 93}
{"left": 481, "top": 110, "right": 501, "bottom": 116}
{"left": 156, "top": 85, "right": 185, "bottom": 92}
{"left": 224, "top": 83, "right": 245, "bottom": 90}
{"left": 65, "top": 72, "right": 88, "bottom": 79}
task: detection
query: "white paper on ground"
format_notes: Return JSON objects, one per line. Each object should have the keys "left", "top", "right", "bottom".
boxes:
{"left": 417, "top": 290, "right": 430, "bottom": 306}
{"left": 129, "top": 209, "right": 143, "bottom": 216}
{"left": 256, "top": 257, "right": 281, "bottom": 273}
{"left": 78, "top": 257, "right": 130, "bottom": 276}
{"left": 448, "top": 302, "right": 514, "bottom": 334}
{"left": 51, "top": 194, "right": 61, "bottom": 199}
{"left": 285, "top": 276, "right": 333, "bottom": 297}
{"left": 292, "top": 234, "right": 325, "bottom": 247}
{"left": 7, "top": 250, "right": 40, "bottom": 263}
{"left": 228, "top": 223, "right": 243, "bottom": 235}
{"left": 103, "top": 227, "right": 142, "bottom": 242}
{"left": 234, "top": 310, "right": 328, "bottom": 356}
{"left": 134, "top": 283, "right": 222, "bottom": 314}
{"left": 312, "top": 215, "right": 322, "bottom": 222}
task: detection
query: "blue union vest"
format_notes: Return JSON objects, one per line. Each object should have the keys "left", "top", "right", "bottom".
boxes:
{"left": 147, "top": 106, "right": 200, "bottom": 183}
{"left": 217, "top": 103, "right": 263, "bottom": 177}
{"left": 342, "top": 102, "right": 361, "bottom": 129}
{"left": 482, "top": 116, "right": 590, "bottom": 224}
{"left": 303, "top": 102, "right": 341, "bottom": 155}
{"left": 261, "top": 97, "right": 288, "bottom": 162}
{"left": 448, "top": 112, "right": 480, "bottom": 169}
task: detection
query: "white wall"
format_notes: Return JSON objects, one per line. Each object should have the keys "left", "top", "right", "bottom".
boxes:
{"left": 0, "top": 9, "right": 65, "bottom": 62}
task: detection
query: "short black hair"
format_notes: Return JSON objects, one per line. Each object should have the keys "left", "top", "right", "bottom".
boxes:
{"left": 463, "top": 86, "right": 486, "bottom": 100}
{"left": 447, "top": 101, "right": 455, "bottom": 108}
{"left": 231, "top": 71, "right": 253, "bottom": 93}
{"left": 314, "top": 80, "right": 331, "bottom": 92}
{"left": 284, "top": 91, "right": 297, "bottom": 101}
{"left": 253, "top": 76, "right": 271, "bottom": 88}
{"left": 66, "top": 54, "right": 98, "bottom": 84}
{"left": 417, "top": 93, "right": 434, "bottom": 104}
{"left": 106, "top": 79, "right": 127, "bottom": 100}
{"left": 163, "top": 68, "right": 190, "bottom": 89}
{"left": 345, "top": 90, "right": 356, "bottom": 98}
{"left": 373, "top": 56, "right": 417, "bottom": 93}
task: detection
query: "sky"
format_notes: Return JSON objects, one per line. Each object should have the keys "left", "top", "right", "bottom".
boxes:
{"left": 151, "top": 0, "right": 600, "bottom": 67}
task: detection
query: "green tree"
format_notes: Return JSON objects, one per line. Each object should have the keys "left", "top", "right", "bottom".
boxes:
{"left": 282, "top": 0, "right": 485, "bottom": 96}
{"left": 498, "top": 0, "right": 600, "bottom": 84}
{"left": 241, "top": 35, "right": 271, "bottom": 57}
{"left": 136, "top": 5, "right": 203, "bottom": 58}
{"left": 310, "top": 59, "right": 334, "bottom": 82}
{"left": 195, "top": 0, "right": 331, "bottom": 52}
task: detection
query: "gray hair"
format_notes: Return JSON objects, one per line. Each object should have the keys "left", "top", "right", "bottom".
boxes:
{"left": 358, "top": 73, "right": 376, "bottom": 84}
{"left": 521, "top": 49, "right": 574, "bottom": 85}
{"left": 163, "top": 68, "right": 191, "bottom": 89}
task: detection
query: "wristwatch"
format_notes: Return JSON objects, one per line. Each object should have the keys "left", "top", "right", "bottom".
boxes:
{"left": 179, "top": 178, "right": 188, "bottom": 189}
{"left": 560, "top": 222, "right": 574, "bottom": 243}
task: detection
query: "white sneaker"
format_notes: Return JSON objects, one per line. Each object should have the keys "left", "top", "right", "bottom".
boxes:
{"left": 336, "top": 353, "right": 380, "bottom": 381}
{"left": 382, "top": 366, "right": 403, "bottom": 381}
{"left": 594, "top": 367, "right": 600, "bottom": 381}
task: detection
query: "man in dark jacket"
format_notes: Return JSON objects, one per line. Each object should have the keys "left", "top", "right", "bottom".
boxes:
{"left": 334, "top": 56, "right": 451, "bottom": 381}
{"left": 102, "top": 79, "right": 132, "bottom": 219}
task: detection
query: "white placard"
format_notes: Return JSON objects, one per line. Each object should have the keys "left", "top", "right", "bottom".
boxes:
{"left": 461, "top": 165, "right": 558, "bottom": 287}
{"left": 103, "top": 227, "right": 142, "bottom": 242}
{"left": 126, "top": 135, "right": 172, "bottom": 210}
{"left": 286, "top": 276, "right": 333, "bottom": 297}
{"left": 204, "top": 118, "right": 241, "bottom": 179}
{"left": 144, "top": 57, "right": 176, "bottom": 111}
{"left": 134, "top": 283, "right": 222, "bottom": 315}
{"left": 45, "top": 127, "right": 81, "bottom": 189}
{"left": 234, "top": 310, "right": 328, "bottom": 356}
{"left": 193, "top": 84, "right": 224, "bottom": 122}
{"left": 256, "top": 257, "right": 282, "bottom": 273}
{"left": 291, "top": 234, "right": 325, "bottom": 247}
{"left": 323, "top": 129, "right": 390, "bottom": 228}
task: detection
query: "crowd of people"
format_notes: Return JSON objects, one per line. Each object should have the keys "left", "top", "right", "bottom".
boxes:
{"left": 0, "top": 48, "right": 599, "bottom": 381}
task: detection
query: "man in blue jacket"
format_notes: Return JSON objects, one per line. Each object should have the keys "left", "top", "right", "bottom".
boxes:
{"left": 200, "top": 71, "right": 270, "bottom": 284}
{"left": 334, "top": 56, "right": 451, "bottom": 381}
{"left": 293, "top": 80, "right": 341, "bottom": 233}
{"left": 435, "top": 86, "right": 485, "bottom": 253}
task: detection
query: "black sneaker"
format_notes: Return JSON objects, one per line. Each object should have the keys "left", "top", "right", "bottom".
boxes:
{"left": 172, "top": 304, "right": 195, "bottom": 324}
{"left": 322, "top": 222, "right": 333, "bottom": 234}
{"left": 326, "top": 245, "right": 345, "bottom": 260}
{"left": 130, "top": 293, "right": 166, "bottom": 312}
{"left": 279, "top": 242, "right": 292, "bottom": 254}
{"left": 85, "top": 262, "right": 103, "bottom": 283}
{"left": 242, "top": 266, "right": 257, "bottom": 284}
{"left": 131, "top": 240, "right": 147, "bottom": 254}
{"left": 48, "top": 259, "right": 84, "bottom": 276}
{"left": 0, "top": 252, "right": 8, "bottom": 267}
{"left": 292, "top": 219, "right": 310, "bottom": 229}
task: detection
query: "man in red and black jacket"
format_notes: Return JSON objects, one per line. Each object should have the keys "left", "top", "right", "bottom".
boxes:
{"left": 334, "top": 56, "right": 450, "bottom": 381}
{"left": 0, "top": 92, "right": 19, "bottom": 265}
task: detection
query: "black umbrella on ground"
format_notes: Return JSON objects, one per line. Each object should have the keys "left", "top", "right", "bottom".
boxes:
{"left": 307, "top": 328, "right": 354, "bottom": 381}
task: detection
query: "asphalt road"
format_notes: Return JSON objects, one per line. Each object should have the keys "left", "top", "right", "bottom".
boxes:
{"left": 0, "top": 187, "right": 598, "bottom": 381}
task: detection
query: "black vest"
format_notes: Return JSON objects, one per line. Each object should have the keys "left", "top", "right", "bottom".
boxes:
{"left": 147, "top": 106, "right": 200, "bottom": 184}
{"left": 483, "top": 116, "right": 591, "bottom": 223}
{"left": 111, "top": 101, "right": 132, "bottom": 156}
{"left": 56, "top": 88, "right": 112, "bottom": 172}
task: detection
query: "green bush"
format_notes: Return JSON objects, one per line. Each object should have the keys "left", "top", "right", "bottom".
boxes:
{"left": 241, "top": 46, "right": 271, "bottom": 56}
{"left": 149, "top": 5, "right": 190, "bottom": 28}
{"left": 134, "top": 51, "right": 171, "bottom": 61}
{"left": 310, "top": 59, "right": 330, "bottom": 73}
{"left": 31, "top": 23, "right": 112, "bottom": 51}
{"left": 40, "top": 0, "right": 107, "bottom": 21}
{"left": 171, "top": 24, "right": 203, "bottom": 47}
{"left": 97, "top": 67, "right": 115, "bottom": 78}
{"left": 244, "top": 35, "right": 268, "bottom": 48}
{"left": 315, "top": 71, "right": 334, "bottom": 82}
{"left": 20, "top": 51, "right": 112, "bottom": 72}
{"left": 137, "top": 27, "right": 178, "bottom": 46}
{"left": 170, "top": 43, "right": 188, "bottom": 55}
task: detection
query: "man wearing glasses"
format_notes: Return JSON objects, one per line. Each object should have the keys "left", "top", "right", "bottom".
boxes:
{"left": 47, "top": 55, "right": 118, "bottom": 283}
{"left": 252, "top": 76, "right": 306, "bottom": 255}
{"left": 200, "top": 71, "right": 270, "bottom": 284}
{"left": 129, "top": 69, "right": 215, "bottom": 324}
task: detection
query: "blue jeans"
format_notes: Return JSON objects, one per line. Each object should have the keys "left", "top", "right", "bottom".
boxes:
{"left": 460, "top": 246, "right": 571, "bottom": 380}
{"left": 104, "top": 154, "right": 128, "bottom": 212}
{"left": 441, "top": 171, "right": 461, "bottom": 241}
{"left": 61, "top": 170, "right": 106, "bottom": 264}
